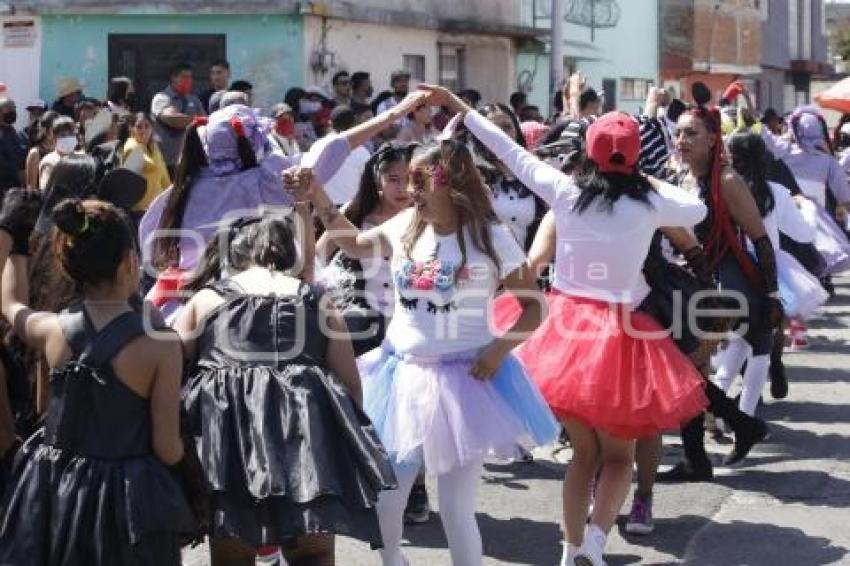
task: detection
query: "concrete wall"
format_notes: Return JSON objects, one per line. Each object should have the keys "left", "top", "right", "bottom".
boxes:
{"left": 762, "top": 0, "right": 790, "bottom": 70}
{"left": 0, "top": 16, "right": 42, "bottom": 129}
{"left": 303, "top": 16, "right": 516, "bottom": 105}
{"left": 38, "top": 13, "right": 303, "bottom": 108}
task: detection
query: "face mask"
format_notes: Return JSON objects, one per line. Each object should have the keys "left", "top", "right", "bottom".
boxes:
{"left": 2, "top": 111, "right": 16, "bottom": 125}
{"left": 55, "top": 136, "right": 77, "bottom": 154}
{"left": 299, "top": 100, "right": 321, "bottom": 115}
{"left": 276, "top": 117, "right": 295, "bottom": 137}
{"left": 175, "top": 76, "right": 193, "bottom": 96}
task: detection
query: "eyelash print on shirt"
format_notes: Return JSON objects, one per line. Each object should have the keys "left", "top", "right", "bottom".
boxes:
{"left": 426, "top": 301, "right": 457, "bottom": 315}
{"left": 400, "top": 297, "right": 419, "bottom": 311}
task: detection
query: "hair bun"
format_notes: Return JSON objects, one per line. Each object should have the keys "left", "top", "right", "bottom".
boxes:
{"left": 52, "top": 198, "right": 87, "bottom": 236}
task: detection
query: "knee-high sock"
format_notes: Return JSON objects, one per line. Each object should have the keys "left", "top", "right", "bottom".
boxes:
{"left": 714, "top": 336, "right": 751, "bottom": 392}
{"left": 437, "top": 459, "right": 484, "bottom": 566}
{"left": 739, "top": 354, "right": 770, "bottom": 416}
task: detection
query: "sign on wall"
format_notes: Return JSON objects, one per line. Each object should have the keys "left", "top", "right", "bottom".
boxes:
{"left": 3, "top": 20, "right": 37, "bottom": 48}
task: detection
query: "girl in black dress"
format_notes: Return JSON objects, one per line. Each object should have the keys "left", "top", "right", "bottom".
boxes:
{"left": 175, "top": 214, "right": 395, "bottom": 565}
{"left": 0, "top": 192, "right": 197, "bottom": 565}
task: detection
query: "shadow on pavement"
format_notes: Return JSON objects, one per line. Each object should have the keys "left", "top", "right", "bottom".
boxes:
{"left": 761, "top": 399, "right": 850, "bottom": 425}
{"left": 713, "top": 468, "right": 850, "bottom": 508}
{"left": 680, "top": 518, "right": 849, "bottom": 565}
{"left": 617, "top": 513, "right": 712, "bottom": 564}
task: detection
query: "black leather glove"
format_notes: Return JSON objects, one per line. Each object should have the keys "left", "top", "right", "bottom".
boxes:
{"left": 753, "top": 235, "right": 783, "bottom": 329}
{"left": 0, "top": 188, "right": 43, "bottom": 255}
{"left": 683, "top": 245, "right": 716, "bottom": 288}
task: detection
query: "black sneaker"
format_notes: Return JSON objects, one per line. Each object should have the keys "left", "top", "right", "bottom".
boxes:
{"left": 725, "top": 418, "right": 769, "bottom": 466}
{"left": 769, "top": 359, "right": 789, "bottom": 400}
{"left": 656, "top": 460, "right": 714, "bottom": 483}
{"left": 404, "top": 483, "right": 431, "bottom": 524}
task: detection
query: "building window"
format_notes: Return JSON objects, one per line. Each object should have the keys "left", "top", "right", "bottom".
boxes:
{"left": 620, "top": 78, "right": 653, "bottom": 101}
{"left": 403, "top": 54, "right": 426, "bottom": 83}
{"left": 438, "top": 44, "right": 465, "bottom": 92}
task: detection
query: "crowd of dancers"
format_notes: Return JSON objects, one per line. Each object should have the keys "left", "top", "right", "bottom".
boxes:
{"left": 0, "top": 72, "right": 848, "bottom": 566}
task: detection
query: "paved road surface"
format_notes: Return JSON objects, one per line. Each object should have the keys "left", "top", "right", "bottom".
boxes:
{"left": 185, "top": 276, "right": 850, "bottom": 565}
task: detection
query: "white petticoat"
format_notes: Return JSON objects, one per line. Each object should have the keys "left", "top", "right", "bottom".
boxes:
{"left": 777, "top": 249, "right": 829, "bottom": 319}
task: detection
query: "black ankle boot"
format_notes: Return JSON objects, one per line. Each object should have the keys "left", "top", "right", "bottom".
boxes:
{"left": 657, "top": 460, "right": 714, "bottom": 483}
{"left": 725, "top": 418, "right": 769, "bottom": 466}
{"left": 769, "top": 358, "right": 788, "bottom": 400}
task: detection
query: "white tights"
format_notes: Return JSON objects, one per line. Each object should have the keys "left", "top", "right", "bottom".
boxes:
{"left": 376, "top": 459, "right": 484, "bottom": 566}
{"left": 713, "top": 334, "right": 770, "bottom": 416}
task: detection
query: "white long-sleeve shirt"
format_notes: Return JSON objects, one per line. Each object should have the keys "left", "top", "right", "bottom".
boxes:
{"left": 464, "top": 111, "right": 707, "bottom": 304}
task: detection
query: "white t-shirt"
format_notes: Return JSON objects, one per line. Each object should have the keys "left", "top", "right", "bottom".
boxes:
{"left": 360, "top": 220, "right": 395, "bottom": 318}
{"left": 323, "top": 146, "right": 371, "bottom": 206}
{"left": 378, "top": 208, "right": 526, "bottom": 356}
{"left": 464, "top": 110, "right": 707, "bottom": 305}
{"left": 762, "top": 181, "right": 816, "bottom": 248}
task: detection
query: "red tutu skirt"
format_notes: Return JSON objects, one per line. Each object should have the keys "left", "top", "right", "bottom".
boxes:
{"left": 493, "top": 292, "right": 708, "bottom": 439}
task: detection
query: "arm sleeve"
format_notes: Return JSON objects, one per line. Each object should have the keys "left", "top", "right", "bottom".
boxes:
{"left": 150, "top": 93, "right": 171, "bottom": 118}
{"left": 492, "top": 223, "right": 528, "bottom": 279}
{"left": 654, "top": 182, "right": 708, "bottom": 228}
{"left": 299, "top": 133, "right": 352, "bottom": 186}
{"left": 760, "top": 125, "right": 793, "bottom": 160}
{"left": 827, "top": 158, "right": 850, "bottom": 204}
{"left": 637, "top": 115, "right": 670, "bottom": 178}
{"left": 463, "top": 111, "right": 573, "bottom": 205}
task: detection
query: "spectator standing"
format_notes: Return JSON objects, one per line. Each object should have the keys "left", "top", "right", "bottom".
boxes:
{"left": 331, "top": 71, "right": 352, "bottom": 107}
{"left": 229, "top": 80, "right": 254, "bottom": 106}
{"left": 351, "top": 71, "right": 374, "bottom": 105}
{"left": 396, "top": 101, "right": 437, "bottom": 144}
{"left": 24, "top": 111, "right": 58, "bottom": 189}
{"left": 106, "top": 77, "right": 135, "bottom": 116}
{"left": 38, "top": 117, "right": 78, "bottom": 190}
{"left": 122, "top": 112, "right": 170, "bottom": 220}
{"left": 201, "top": 59, "right": 231, "bottom": 113}
{"left": 376, "top": 70, "right": 411, "bottom": 125}
{"left": 24, "top": 100, "right": 48, "bottom": 145}
{"left": 151, "top": 63, "right": 206, "bottom": 177}
{"left": 268, "top": 103, "right": 301, "bottom": 157}
{"left": 0, "top": 98, "right": 27, "bottom": 193}
{"left": 51, "top": 78, "right": 84, "bottom": 119}
{"left": 510, "top": 91, "right": 528, "bottom": 116}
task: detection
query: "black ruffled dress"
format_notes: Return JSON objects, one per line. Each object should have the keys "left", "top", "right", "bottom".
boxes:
{"left": 182, "top": 280, "right": 395, "bottom": 548}
{"left": 0, "top": 307, "right": 198, "bottom": 566}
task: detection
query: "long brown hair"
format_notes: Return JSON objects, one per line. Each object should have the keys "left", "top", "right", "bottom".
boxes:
{"left": 402, "top": 140, "right": 502, "bottom": 277}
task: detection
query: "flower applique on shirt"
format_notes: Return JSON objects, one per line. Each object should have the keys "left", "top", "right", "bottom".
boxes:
{"left": 393, "top": 258, "right": 471, "bottom": 315}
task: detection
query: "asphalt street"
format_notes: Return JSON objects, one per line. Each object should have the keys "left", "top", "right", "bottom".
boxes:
{"left": 185, "top": 276, "right": 850, "bottom": 566}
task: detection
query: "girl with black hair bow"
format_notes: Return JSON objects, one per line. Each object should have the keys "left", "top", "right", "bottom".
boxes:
{"left": 0, "top": 191, "right": 198, "bottom": 565}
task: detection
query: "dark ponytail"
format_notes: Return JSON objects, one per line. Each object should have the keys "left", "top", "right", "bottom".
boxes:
{"left": 154, "top": 123, "right": 208, "bottom": 268}
{"left": 728, "top": 132, "right": 776, "bottom": 218}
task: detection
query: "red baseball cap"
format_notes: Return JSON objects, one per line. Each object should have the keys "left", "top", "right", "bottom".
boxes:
{"left": 586, "top": 112, "right": 640, "bottom": 175}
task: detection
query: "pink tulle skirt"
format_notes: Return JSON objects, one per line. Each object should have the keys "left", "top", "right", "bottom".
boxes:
{"left": 493, "top": 292, "right": 708, "bottom": 439}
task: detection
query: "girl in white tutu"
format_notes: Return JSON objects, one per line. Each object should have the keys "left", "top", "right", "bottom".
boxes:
{"left": 287, "top": 95, "right": 559, "bottom": 566}
{"left": 714, "top": 133, "right": 828, "bottom": 413}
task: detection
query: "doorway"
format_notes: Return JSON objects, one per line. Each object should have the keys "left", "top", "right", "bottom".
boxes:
{"left": 108, "top": 34, "right": 226, "bottom": 111}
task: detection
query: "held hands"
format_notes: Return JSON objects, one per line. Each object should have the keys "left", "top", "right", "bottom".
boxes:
{"left": 282, "top": 166, "right": 314, "bottom": 204}
{"left": 470, "top": 342, "right": 508, "bottom": 381}
{"left": 0, "top": 188, "right": 43, "bottom": 255}
{"left": 416, "top": 84, "right": 467, "bottom": 114}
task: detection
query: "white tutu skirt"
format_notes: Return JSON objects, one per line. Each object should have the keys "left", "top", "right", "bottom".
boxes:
{"left": 359, "top": 346, "right": 560, "bottom": 475}
{"left": 777, "top": 249, "right": 829, "bottom": 319}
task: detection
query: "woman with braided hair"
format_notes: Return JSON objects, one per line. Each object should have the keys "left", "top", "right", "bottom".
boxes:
{"left": 655, "top": 93, "right": 775, "bottom": 483}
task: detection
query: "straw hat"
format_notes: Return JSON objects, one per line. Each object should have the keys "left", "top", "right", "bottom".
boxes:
{"left": 57, "top": 77, "right": 83, "bottom": 99}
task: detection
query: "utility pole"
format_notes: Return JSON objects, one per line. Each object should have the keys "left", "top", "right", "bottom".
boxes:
{"left": 551, "top": 0, "right": 566, "bottom": 113}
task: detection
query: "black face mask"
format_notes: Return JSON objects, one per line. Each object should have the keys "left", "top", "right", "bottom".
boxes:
{"left": 394, "top": 89, "right": 408, "bottom": 98}
{"left": 2, "top": 111, "right": 16, "bottom": 125}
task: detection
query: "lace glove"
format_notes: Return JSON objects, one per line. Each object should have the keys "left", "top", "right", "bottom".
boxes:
{"left": 753, "top": 235, "right": 783, "bottom": 328}
{"left": 683, "top": 245, "right": 716, "bottom": 288}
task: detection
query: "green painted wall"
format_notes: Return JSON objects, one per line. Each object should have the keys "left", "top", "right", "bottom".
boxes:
{"left": 40, "top": 13, "right": 304, "bottom": 108}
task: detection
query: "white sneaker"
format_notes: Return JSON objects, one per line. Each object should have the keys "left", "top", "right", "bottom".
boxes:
{"left": 575, "top": 525, "right": 607, "bottom": 566}
{"left": 559, "top": 541, "right": 577, "bottom": 566}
